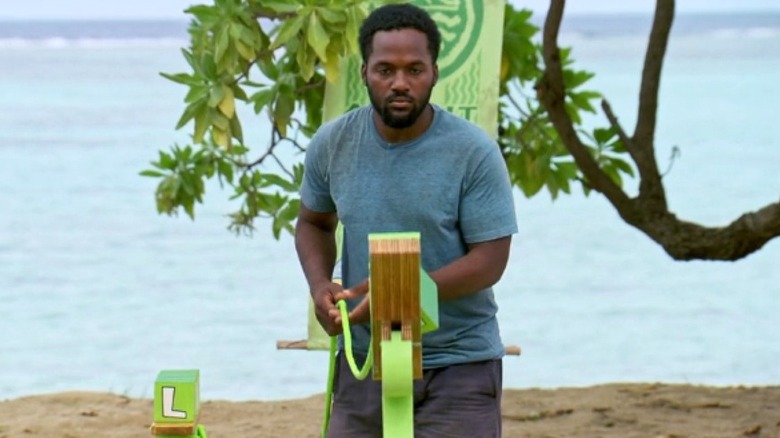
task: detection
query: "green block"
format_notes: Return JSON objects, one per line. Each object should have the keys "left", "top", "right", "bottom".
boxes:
{"left": 153, "top": 369, "right": 200, "bottom": 424}
{"left": 368, "top": 231, "right": 420, "bottom": 241}
{"left": 419, "top": 269, "right": 438, "bottom": 334}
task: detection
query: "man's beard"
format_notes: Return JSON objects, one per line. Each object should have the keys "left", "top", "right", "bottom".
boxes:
{"left": 368, "top": 86, "right": 432, "bottom": 129}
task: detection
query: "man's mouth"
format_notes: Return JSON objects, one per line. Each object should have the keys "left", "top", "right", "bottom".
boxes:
{"left": 388, "top": 99, "right": 412, "bottom": 110}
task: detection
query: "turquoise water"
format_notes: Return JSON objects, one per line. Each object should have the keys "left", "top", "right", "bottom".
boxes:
{"left": 0, "top": 16, "right": 778, "bottom": 401}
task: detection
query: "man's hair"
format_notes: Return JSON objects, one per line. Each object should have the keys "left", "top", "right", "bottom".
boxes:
{"left": 358, "top": 3, "right": 442, "bottom": 64}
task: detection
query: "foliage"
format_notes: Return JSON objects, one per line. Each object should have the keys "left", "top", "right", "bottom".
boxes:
{"left": 142, "top": 0, "right": 634, "bottom": 237}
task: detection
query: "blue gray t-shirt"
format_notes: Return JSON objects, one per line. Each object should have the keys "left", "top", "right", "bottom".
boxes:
{"left": 301, "top": 104, "right": 518, "bottom": 367}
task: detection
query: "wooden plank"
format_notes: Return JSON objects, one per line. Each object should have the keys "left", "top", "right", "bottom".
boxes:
{"left": 150, "top": 421, "right": 197, "bottom": 435}
{"left": 276, "top": 339, "right": 522, "bottom": 356}
{"left": 275, "top": 339, "right": 310, "bottom": 350}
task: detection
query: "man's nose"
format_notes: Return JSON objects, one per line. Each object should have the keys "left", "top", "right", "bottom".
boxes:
{"left": 390, "top": 72, "right": 411, "bottom": 93}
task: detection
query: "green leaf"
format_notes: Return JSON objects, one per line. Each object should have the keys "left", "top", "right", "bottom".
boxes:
{"left": 250, "top": 88, "right": 276, "bottom": 113}
{"left": 273, "top": 93, "right": 295, "bottom": 136}
{"left": 317, "top": 7, "right": 345, "bottom": 24}
{"left": 271, "top": 217, "right": 283, "bottom": 239}
{"left": 217, "top": 85, "right": 235, "bottom": 118}
{"left": 158, "top": 150, "right": 176, "bottom": 169}
{"left": 297, "top": 46, "right": 316, "bottom": 81}
{"left": 261, "top": 173, "right": 298, "bottom": 192}
{"left": 235, "top": 39, "right": 255, "bottom": 61}
{"left": 593, "top": 127, "right": 616, "bottom": 145}
{"left": 211, "top": 110, "right": 230, "bottom": 131}
{"left": 563, "top": 69, "right": 595, "bottom": 89}
{"left": 160, "top": 72, "right": 197, "bottom": 85}
{"left": 208, "top": 84, "right": 225, "bottom": 108}
{"left": 215, "top": 25, "right": 230, "bottom": 64}
{"left": 180, "top": 49, "right": 200, "bottom": 75}
{"left": 603, "top": 164, "right": 623, "bottom": 187}
{"left": 280, "top": 198, "right": 300, "bottom": 221}
{"left": 229, "top": 113, "right": 244, "bottom": 143}
{"left": 568, "top": 91, "right": 597, "bottom": 113}
{"left": 184, "top": 85, "right": 209, "bottom": 104}
{"left": 175, "top": 102, "right": 200, "bottom": 130}
{"left": 193, "top": 106, "right": 210, "bottom": 144}
{"left": 186, "top": 5, "right": 219, "bottom": 21}
{"left": 550, "top": 165, "right": 573, "bottom": 195}
{"left": 218, "top": 159, "right": 234, "bottom": 184}
{"left": 612, "top": 158, "right": 635, "bottom": 176}
{"left": 139, "top": 169, "right": 165, "bottom": 178}
{"left": 271, "top": 15, "right": 306, "bottom": 50}
{"left": 231, "top": 83, "right": 249, "bottom": 101}
{"left": 200, "top": 54, "right": 218, "bottom": 80}
{"left": 306, "top": 13, "right": 331, "bottom": 61}
{"left": 257, "top": 57, "right": 280, "bottom": 80}
{"left": 263, "top": 1, "right": 300, "bottom": 14}
{"left": 183, "top": 199, "right": 196, "bottom": 219}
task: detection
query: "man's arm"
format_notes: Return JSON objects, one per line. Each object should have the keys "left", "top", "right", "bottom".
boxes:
{"left": 429, "top": 236, "right": 512, "bottom": 301}
{"left": 295, "top": 203, "right": 343, "bottom": 335}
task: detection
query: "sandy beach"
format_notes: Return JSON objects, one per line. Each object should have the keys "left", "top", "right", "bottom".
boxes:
{"left": 1, "top": 383, "right": 778, "bottom": 437}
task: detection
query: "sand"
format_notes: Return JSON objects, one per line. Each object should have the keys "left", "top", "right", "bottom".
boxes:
{"left": 1, "top": 383, "right": 779, "bottom": 437}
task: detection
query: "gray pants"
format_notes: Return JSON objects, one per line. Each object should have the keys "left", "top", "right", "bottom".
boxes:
{"left": 326, "top": 352, "right": 503, "bottom": 438}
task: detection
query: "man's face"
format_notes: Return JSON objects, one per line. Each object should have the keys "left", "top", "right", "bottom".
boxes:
{"left": 362, "top": 28, "right": 438, "bottom": 129}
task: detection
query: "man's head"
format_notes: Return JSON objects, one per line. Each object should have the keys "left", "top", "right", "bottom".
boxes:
{"left": 359, "top": 4, "right": 441, "bottom": 131}
{"left": 359, "top": 3, "right": 442, "bottom": 65}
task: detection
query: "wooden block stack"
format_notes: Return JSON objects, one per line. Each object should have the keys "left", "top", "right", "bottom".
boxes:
{"left": 369, "top": 232, "right": 422, "bottom": 380}
{"left": 150, "top": 369, "right": 200, "bottom": 437}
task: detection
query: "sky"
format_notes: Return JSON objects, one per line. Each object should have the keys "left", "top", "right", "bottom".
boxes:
{"left": 1, "top": 0, "right": 779, "bottom": 20}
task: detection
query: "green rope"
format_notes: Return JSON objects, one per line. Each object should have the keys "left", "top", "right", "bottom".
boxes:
{"left": 321, "top": 299, "right": 373, "bottom": 438}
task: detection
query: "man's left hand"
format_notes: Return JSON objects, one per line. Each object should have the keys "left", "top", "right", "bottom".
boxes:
{"left": 330, "top": 278, "right": 370, "bottom": 326}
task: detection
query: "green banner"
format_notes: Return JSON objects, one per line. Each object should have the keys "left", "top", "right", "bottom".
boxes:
{"left": 323, "top": 0, "right": 506, "bottom": 138}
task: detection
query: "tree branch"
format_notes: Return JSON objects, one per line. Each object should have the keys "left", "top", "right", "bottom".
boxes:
{"left": 538, "top": 0, "right": 632, "bottom": 211}
{"left": 647, "top": 201, "right": 780, "bottom": 260}
{"left": 630, "top": 0, "right": 675, "bottom": 205}
{"left": 601, "top": 99, "right": 634, "bottom": 158}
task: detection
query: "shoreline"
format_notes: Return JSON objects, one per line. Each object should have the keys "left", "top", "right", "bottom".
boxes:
{"left": 1, "top": 383, "right": 779, "bottom": 437}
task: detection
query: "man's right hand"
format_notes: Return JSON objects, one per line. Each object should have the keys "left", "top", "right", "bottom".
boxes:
{"left": 312, "top": 281, "right": 345, "bottom": 336}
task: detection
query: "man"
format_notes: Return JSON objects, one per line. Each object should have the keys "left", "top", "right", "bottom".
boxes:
{"left": 295, "top": 3, "right": 517, "bottom": 437}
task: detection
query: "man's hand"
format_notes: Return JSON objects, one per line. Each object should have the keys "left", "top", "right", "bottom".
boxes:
{"left": 331, "top": 278, "right": 370, "bottom": 327}
{"left": 312, "top": 281, "right": 345, "bottom": 336}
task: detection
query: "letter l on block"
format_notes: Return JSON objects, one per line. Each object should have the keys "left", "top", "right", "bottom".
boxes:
{"left": 162, "top": 386, "right": 188, "bottom": 419}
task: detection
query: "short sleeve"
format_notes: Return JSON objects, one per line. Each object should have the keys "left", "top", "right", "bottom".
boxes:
{"left": 459, "top": 145, "right": 518, "bottom": 243}
{"left": 300, "top": 129, "right": 336, "bottom": 213}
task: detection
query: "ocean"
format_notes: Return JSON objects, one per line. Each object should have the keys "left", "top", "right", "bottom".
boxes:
{"left": 1, "top": 12, "right": 778, "bottom": 402}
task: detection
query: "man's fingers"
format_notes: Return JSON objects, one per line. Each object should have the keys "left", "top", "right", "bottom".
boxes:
{"left": 335, "top": 289, "right": 354, "bottom": 301}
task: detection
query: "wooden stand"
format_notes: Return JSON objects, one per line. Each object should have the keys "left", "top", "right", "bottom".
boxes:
{"left": 369, "top": 233, "right": 423, "bottom": 380}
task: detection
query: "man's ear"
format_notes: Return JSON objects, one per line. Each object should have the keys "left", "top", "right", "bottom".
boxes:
{"left": 432, "top": 64, "right": 439, "bottom": 86}
{"left": 361, "top": 63, "right": 367, "bottom": 85}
